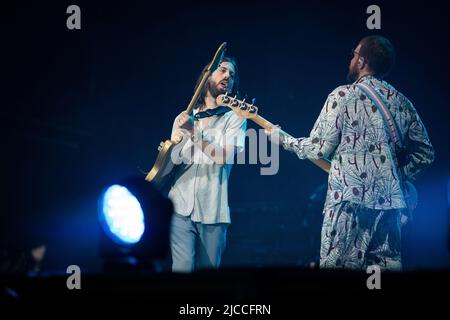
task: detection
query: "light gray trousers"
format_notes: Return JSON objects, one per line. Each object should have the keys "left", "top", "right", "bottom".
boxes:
{"left": 170, "top": 213, "right": 228, "bottom": 272}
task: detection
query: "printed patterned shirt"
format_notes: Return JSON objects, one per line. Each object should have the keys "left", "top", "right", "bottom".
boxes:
{"left": 283, "top": 75, "right": 434, "bottom": 212}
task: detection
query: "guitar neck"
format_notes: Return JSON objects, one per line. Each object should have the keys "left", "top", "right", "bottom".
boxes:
{"left": 251, "top": 114, "right": 331, "bottom": 173}
{"left": 251, "top": 114, "right": 293, "bottom": 139}
{"left": 185, "top": 43, "right": 227, "bottom": 115}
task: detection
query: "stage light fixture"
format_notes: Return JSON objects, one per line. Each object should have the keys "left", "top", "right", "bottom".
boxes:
{"left": 97, "top": 176, "right": 173, "bottom": 272}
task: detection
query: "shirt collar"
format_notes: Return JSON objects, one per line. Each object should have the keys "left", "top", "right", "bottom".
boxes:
{"left": 354, "top": 74, "right": 378, "bottom": 84}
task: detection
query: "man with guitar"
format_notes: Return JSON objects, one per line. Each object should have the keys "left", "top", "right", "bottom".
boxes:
{"left": 168, "top": 56, "right": 246, "bottom": 272}
{"left": 268, "top": 36, "right": 434, "bottom": 270}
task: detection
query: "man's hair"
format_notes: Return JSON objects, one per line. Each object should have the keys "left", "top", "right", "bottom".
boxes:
{"left": 359, "top": 35, "right": 396, "bottom": 78}
{"left": 193, "top": 56, "right": 239, "bottom": 108}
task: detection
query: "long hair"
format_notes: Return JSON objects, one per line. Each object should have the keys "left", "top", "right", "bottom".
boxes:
{"left": 193, "top": 56, "right": 239, "bottom": 108}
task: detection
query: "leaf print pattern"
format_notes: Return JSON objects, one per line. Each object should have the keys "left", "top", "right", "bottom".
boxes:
{"left": 283, "top": 76, "right": 434, "bottom": 212}
{"left": 283, "top": 76, "right": 434, "bottom": 270}
{"left": 320, "top": 202, "right": 402, "bottom": 271}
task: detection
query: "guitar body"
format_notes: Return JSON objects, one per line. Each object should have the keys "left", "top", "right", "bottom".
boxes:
{"left": 145, "top": 139, "right": 178, "bottom": 187}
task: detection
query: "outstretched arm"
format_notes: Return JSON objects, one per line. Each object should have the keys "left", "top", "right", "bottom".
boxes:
{"left": 279, "top": 91, "right": 342, "bottom": 161}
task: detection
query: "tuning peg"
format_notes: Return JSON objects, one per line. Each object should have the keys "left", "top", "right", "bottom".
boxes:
{"left": 239, "top": 98, "right": 247, "bottom": 110}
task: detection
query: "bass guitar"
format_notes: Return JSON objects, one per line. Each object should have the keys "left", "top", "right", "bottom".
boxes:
{"left": 215, "top": 93, "right": 417, "bottom": 220}
{"left": 145, "top": 42, "right": 227, "bottom": 186}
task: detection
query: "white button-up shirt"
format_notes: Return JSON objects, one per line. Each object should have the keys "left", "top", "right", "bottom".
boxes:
{"left": 168, "top": 109, "right": 246, "bottom": 224}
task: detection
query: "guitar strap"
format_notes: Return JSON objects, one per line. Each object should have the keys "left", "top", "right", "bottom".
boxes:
{"left": 357, "top": 82, "right": 413, "bottom": 217}
{"left": 194, "top": 106, "right": 231, "bottom": 120}
{"left": 356, "top": 82, "right": 406, "bottom": 159}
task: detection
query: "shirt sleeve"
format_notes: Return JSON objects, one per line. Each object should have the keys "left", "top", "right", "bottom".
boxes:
{"left": 402, "top": 101, "right": 435, "bottom": 180}
{"left": 170, "top": 114, "right": 194, "bottom": 163}
{"left": 222, "top": 114, "right": 247, "bottom": 153}
{"left": 283, "top": 88, "right": 343, "bottom": 160}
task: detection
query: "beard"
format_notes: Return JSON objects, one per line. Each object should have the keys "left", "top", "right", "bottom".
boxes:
{"left": 195, "top": 78, "right": 230, "bottom": 109}
{"left": 206, "top": 78, "right": 228, "bottom": 98}
{"left": 347, "top": 64, "right": 359, "bottom": 83}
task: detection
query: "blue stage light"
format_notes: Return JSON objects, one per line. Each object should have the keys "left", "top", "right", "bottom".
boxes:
{"left": 99, "top": 184, "right": 146, "bottom": 245}
{"left": 97, "top": 177, "right": 173, "bottom": 273}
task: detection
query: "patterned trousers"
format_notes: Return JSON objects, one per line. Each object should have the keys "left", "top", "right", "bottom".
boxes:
{"left": 320, "top": 202, "right": 402, "bottom": 271}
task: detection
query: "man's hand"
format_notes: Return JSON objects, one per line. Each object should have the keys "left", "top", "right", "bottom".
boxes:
{"left": 264, "top": 124, "right": 282, "bottom": 144}
{"left": 264, "top": 125, "right": 291, "bottom": 150}
{"left": 171, "top": 111, "right": 194, "bottom": 143}
{"left": 177, "top": 111, "right": 194, "bottom": 132}
{"left": 172, "top": 129, "right": 184, "bottom": 143}
{"left": 400, "top": 213, "right": 409, "bottom": 227}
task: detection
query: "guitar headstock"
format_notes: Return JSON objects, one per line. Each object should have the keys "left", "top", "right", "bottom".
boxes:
{"left": 216, "top": 94, "right": 258, "bottom": 119}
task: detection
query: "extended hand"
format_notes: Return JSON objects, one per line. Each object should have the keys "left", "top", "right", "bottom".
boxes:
{"left": 264, "top": 125, "right": 282, "bottom": 143}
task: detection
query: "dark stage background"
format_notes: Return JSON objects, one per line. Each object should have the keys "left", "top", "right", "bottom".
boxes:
{"left": 2, "top": 0, "right": 450, "bottom": 273}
